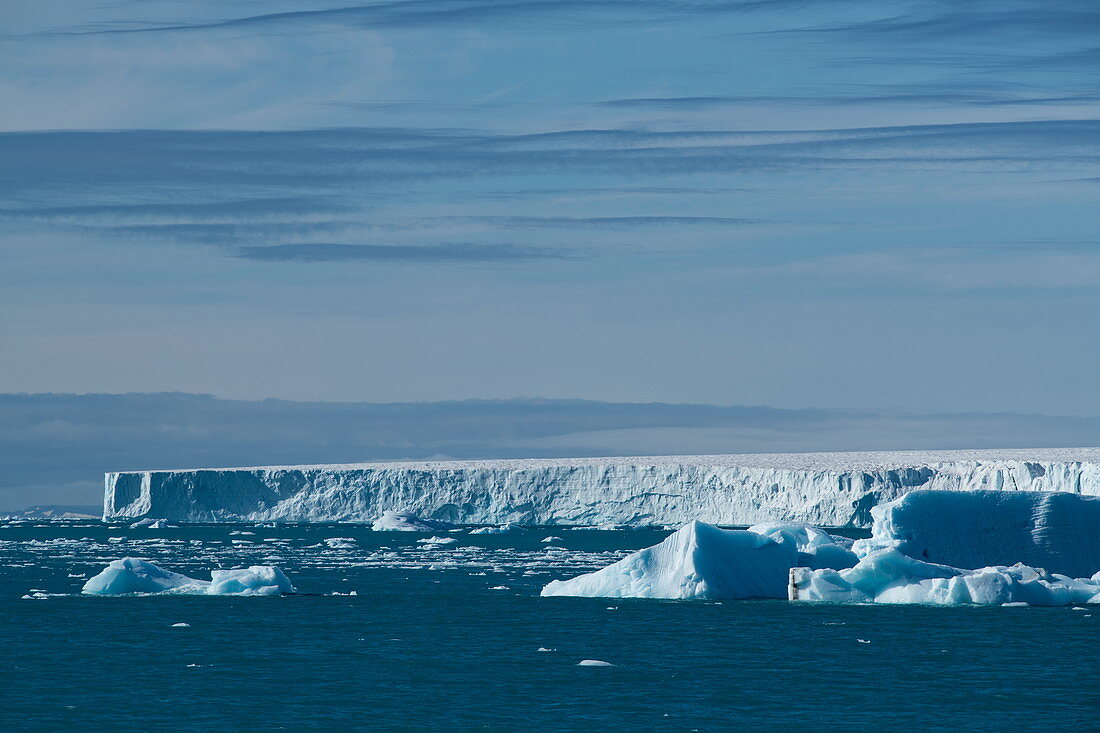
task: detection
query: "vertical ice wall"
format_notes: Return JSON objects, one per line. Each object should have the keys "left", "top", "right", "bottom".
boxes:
{"left": 102, "top": 449, "right": 1100, "bottom": 525}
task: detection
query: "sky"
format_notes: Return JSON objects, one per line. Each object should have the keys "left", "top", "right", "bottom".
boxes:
{"left": 1, "top": 2, "right": 1100, "bottom": 507}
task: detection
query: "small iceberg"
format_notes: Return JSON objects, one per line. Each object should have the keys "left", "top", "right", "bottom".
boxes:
{"left": 129, "top": 518, "right": 171, "bottom": 529}
{"left": 789, "top": 548, "right": 1100, "bottom": 606}
{"left": 469, "top": 523, "right": 522, "bottom": 535}
{"left": 541, "top": 521, "right": 800, "bottom": 600}
{"left": 82, "top": 558, "right": 295, "bottom": 596}
{"left": 371, "top": 510, "right": 457, "bottom": 532}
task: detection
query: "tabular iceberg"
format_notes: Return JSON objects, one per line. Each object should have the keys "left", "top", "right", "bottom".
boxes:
{"left": 102, "top": 448, "right": 1100, "bottom": 526}
{"left": 82, "top": 558, "right": 295, "bottom": 596}
{"left": 853, "top": 490, "right": 1100, "bottom": 578}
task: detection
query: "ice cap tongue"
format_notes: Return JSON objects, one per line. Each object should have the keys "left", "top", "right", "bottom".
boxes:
{"left": 542, "top": 521, "right": 798, "bottom": 600}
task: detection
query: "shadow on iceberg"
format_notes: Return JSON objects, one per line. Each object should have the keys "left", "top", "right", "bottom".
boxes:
{"left": 82, "top": 558, "right": 296, "bottom": 596}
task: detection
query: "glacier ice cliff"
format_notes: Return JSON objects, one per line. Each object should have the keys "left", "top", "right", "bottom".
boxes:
{"left": 102, "top": 448, "right": 1100, "bottom": 526}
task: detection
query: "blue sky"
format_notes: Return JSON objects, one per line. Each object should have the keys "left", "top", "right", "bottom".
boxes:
{"left": 2, "top": 0, "right": 1100, "bottom": 415}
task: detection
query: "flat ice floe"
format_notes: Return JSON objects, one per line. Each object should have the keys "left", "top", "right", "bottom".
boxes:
{"left": 82, "top": 558, "right": 295, "bottom": 596}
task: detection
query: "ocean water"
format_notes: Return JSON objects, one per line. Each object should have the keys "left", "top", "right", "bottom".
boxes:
{"left": 2, "top": 521, "right": 1097, "bottom": 731}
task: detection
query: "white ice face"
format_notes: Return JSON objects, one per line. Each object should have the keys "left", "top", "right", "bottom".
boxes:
{"left": 103, "top": 449, "right": 1100, "bottom": 526}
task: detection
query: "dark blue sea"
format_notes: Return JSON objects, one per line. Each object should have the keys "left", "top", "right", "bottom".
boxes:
{"left": 2, "top": 521, "right": 1097, "bottom": 731}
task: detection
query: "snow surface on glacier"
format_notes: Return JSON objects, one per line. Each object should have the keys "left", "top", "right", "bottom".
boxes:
{"left": 82, "top": 558, "right": 295, "bottom": 596}
{"left": 852, "top": 490, "right": 1100, "bottom": 578}
{"left": 103, "top": 448, "right": 1100, "bottom": 527}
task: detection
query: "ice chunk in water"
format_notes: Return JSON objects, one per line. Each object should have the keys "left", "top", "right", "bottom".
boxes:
{"left": 789, "top": 548, "right": 1100, "bottom": 606}
{"left": 371, "top": 511, "right": 456, "bottom": 532}
{"left": 541, "top": 521, "right": 797, "bottom": 600}
{"left": 469, "top": 523, "right": 521, "bottom": 534}
{"left": 82, "top": 558, "right": 295, "bottom": 596}
{"left": 208, "top": 566, "right": 294, "bottom": 596}
{"left": 82, "top": 558, "right": 199, "bottom": 595}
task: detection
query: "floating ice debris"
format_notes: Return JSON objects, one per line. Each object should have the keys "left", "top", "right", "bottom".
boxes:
{"left": 129, "top": 518, "right": 171, "bottom": 529}
{"left": 541, "top": 521, "right": 798, "bottom": 600}
{"left": 542, "top": 536, "right": 564, "bottom": 543}
{"left": 417, "top": 536, "right": 458, "bottom": 545}
{"left": 171, "top": 623, "right": 191, "bottom": 627}
{"left": 857, "top": 639, "right": 871, "bottom": 644}
{"left": 82, "top": 558, "right": 295, "bottom": 596}
{"left": 789, "top": 548, "right": 1100, "bottom": 606}
{"left": 536, "top": 647, "right": 555, "bottom": 652}
{"left": 1002, "top": 602, "right": 1029, "bottom": 607}
{"left": 324, "top": 537, "right": 358, "bottom": 549}
{"left": 469, "top": 523, "right": 521, "bottom": 535}
{"left": 853, "top": 490, "right": 1100, "bottom": 578}
{"left": 370, "top": 511, "right": 456, "bottom": 532}
{"left": 577, "top": 659, "right": 614, "bottom": 666}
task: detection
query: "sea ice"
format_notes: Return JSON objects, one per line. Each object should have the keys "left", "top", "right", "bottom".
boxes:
{"left": 853, "top": 490, "right": 1100, "bottom": 577}
{"left": 789, "top": 547, "right": 1100, "bottom": 606}
{"left": 82, "top": 558, "right": 295, "bottom": 596}
{"left": 541, "top": 521, "right": 797, "bottom": 600}
{"left": 371, "top": 511, "right": 457, "bottom": 532}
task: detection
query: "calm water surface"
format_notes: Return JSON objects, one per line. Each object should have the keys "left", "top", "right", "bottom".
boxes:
{"left": 1, "top": 522, "right": 1096, "bottom": 731}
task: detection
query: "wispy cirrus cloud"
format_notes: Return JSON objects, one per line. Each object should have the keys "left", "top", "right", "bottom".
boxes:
{"left": 234, "top": 242, "right": 573, "bottom": 263}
